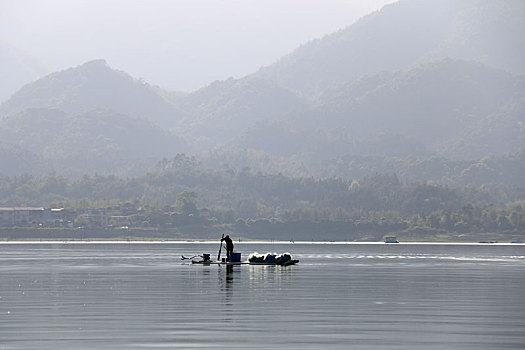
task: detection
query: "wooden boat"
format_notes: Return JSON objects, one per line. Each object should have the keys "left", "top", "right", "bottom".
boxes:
{"left": 191, "top": 259, "right": 299, "bottom": 266}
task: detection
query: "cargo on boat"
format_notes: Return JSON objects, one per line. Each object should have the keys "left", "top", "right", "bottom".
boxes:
{"left": 183, "top": 251, "right": 299, "bottom": 266}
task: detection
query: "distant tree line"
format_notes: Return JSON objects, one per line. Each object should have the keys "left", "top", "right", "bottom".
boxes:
{"left": 0, "top": 154, "right": 523, "bottom": 239}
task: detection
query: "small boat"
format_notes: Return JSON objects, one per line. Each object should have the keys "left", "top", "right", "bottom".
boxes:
{"left": 384, "top": 236, "right": 399, "bottom": 243}
{"left": 191, "top": 259, "right": 299, "bottom": 266}
{"left": 184, "top": 252, "right": 299, "bottom": 266}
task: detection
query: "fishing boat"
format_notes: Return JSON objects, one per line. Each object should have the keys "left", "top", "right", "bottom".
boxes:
{"left": 183, "top": 252, "right": 299, "bottom": 266}
{"left": 190, "top": 259, "right": 299, "bottom": 266}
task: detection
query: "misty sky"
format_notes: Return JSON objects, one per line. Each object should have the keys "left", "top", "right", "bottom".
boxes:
{"left": 1, "top": 0, "right": 395, "bottom": 92}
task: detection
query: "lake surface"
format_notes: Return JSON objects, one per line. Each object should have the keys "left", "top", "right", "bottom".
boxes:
{"left": 1, "top": 242, "right": 524, "bottom": 349}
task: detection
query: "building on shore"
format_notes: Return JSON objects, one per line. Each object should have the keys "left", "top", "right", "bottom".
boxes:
{"left": 0, "top": 207, "right": 107, "bottom": 228}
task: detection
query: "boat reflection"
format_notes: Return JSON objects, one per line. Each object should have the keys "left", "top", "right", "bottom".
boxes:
{"left": 218, "top": 264, "right": 236, "bottom": 318}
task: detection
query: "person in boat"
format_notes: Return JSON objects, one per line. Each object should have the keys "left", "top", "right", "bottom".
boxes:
{"left": 221, "top": 235, "right": 234, "bottom": 261}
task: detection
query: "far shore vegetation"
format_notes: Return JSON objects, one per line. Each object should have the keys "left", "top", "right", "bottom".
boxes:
{"left": 1, "top": 158, "right": 523, "bottom": 242}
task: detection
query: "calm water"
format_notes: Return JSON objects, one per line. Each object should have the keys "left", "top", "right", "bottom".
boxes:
{"left": 1, "top": 242, "right": 524, "bottom": 349}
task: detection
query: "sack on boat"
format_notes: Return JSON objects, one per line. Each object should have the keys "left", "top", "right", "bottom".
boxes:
{"left": 264, "top": 253, "right": 276, "bottom": 263}
{"left": 249, "top": 252, "right": 277, "bottom": 263}
{"left": 248, "top": 252, "right": 293, "bottom": 264}
{"left": 275, "top": 252, "right": 292, "bottom": 264}
{"left": 248, "top": 252, "right": 265, "bottom": 262}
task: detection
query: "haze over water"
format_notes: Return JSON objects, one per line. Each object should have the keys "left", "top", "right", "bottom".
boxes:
{"left": 1, "top": 242, "right": 524, "bottom": 349}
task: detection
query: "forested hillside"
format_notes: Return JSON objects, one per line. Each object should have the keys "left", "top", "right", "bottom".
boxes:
{"left": 0, "top": 155, "right": 523, "bottom": 240}
{"left": 223, "top": 60, "right": 524, "bottom": 161}
{"left": 0, "top": 60, "right": 189, "bottom": 176}
{"left": 175, "top": 77, "right": 308, "bottom": 149}
{"left": 0, "top": 107, "right": 187, "bottom": 177}
{"left": 1, "top": 58, "right": 521, "bottom": 178}
{"left": 0, "top": 59, "right": 183, "bottom": 128}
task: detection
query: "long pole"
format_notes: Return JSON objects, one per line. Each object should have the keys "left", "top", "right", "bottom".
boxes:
{"left": 217, "top": 233, "right": 224, "bottom": 261}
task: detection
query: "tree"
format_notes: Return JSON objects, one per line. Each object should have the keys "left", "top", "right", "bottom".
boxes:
{"left": 176, "top": 190, "right": 198, "bottom": 215}
{"left": 74, "top": 215, "right": 88, "bottom": 227}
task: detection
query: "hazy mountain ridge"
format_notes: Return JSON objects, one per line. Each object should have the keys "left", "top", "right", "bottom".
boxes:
{"left": 0, "top": 59, "right": 183, "bottom": 128}
{"left": 254, "top": 0, "right": 525, "bottom": 96}
{"left": 0, "top": 141, "right": 47, "bottom": 176}
{"left": 227, "top": 60, "right": 524, "bottom": 160}
{"left": 0, "top": 60, "right": 189, "bottom": 176}
{"left": 0, "top": 107, "right": 186, "bottom": 176}
{"left": 318, "top": 60, "right": 523, "bottom": 156}
{"left": 0, "top": 0, "right": 523, "bottom": 183}
{"left": 176, "top": 77, "right": 308, "bottom": 149}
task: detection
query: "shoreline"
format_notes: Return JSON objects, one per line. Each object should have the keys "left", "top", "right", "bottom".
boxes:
{"left": 0, "top": 239, "right": 523, "bottom": 245}
{"left": 0, "top": 228, "right": 522, "bottom": 244}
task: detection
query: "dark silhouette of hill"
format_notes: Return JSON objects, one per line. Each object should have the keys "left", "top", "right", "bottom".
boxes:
{"left": 254, "top": 0, "right": 525, "bottom": 96}
{"left": 226, "top": 60, "right": 524, "bottom": 160}
{"left": 0, "top": 141, "right": 47, "bottom": 176}
{"left": 0, "top": 59, "right": 183, "bottom": 128}
{"left": 0, "top": 60, "right": 188, "bottom": 176}
{"left": 176, "top": 77, "right": 308, "bottom": 149}
{"left": 0, "top": 0, "right": 523, "bottom": 181}
{"left": 0, "top": 108, "right": 186, "bottom": 176}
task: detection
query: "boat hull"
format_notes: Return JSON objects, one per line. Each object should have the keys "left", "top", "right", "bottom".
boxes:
{"left": 191, "top": 259, "right": 299, "bottom": 266}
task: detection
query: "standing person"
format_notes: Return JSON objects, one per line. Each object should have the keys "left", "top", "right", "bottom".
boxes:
{"left": 221, "top": 235, "right": 234, "bottom": 261}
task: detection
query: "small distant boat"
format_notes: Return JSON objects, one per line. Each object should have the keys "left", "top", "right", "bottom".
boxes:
{"left": 510, "top": 239, "right": 523, "bottom": 243}
{"left": 384, "top": 236, "right": 399, "bottom": 243}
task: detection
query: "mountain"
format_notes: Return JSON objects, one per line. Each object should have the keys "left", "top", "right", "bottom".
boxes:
{"left": 313, "top": 60, "right": 523, "bottom": 154}
{"left": 0, "top": 59, "right": 183, "bottom": 128}
{"left": 254, "top": 0, "right": 525, "bottom": 96}
{"left": 0, "top": 141, "right": 47, "bottom": 176}
{"left": 0, "top": 107, "right": 186, "bottom": 176}
{"left": 1, "top": 0, "right": 523, "bottom": 180}
{"left": 228, "top": 60, "right": 524, "bottom": 160}
{"left": 176, "top": 77, "right": 308, "bottom": 149}
{"left": 0, "top": 60, "right": 189, "bottom": 176}
{"left": 0, "top": 39, "right": 49, "bottom": 104}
